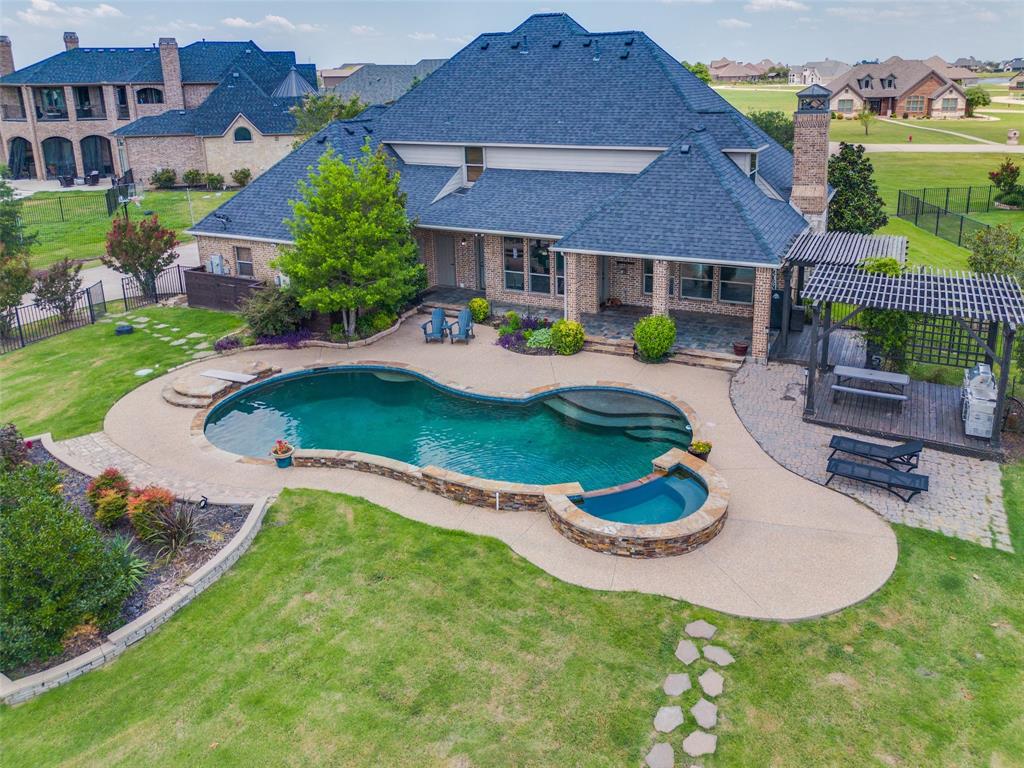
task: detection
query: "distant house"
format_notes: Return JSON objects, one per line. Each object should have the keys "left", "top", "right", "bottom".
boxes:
{"left": 318, "top": 63, "right": 366, "bottom": 90}
{"left": 924, "top": 56, "right": 978, "bottom": 86}
{"left": 1010, "top": 71, "right": 1024, "bottom": 93}
{"left": 953, "top": 56, "right": 985, "bottom": 72}
{"left": 788, "top": 59, "right": 850, "bottom": 86}
{"left": 331, "top": 59, "right": 446, "bottom": 105}
{"left": 1001, "top": 58, "right": 1024, "bottom": 73}
{"left": 827, "top": 56, "right": 967, "bottom": 119}
{"left": 709, "top": 58, "right": 779, "bottom": 83}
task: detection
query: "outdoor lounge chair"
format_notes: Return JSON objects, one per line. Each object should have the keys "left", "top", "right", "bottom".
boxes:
{"left": 448, "top": 307, "right": 474, "bottom": 344}
{"left": 828, "top": 435, "right": 923, "bottom": 471}
{"left": 825, "top": 457, "right": 929, "bottom": 503}
{"left": 421, "top": 307, "right": 449, "bottom": 343}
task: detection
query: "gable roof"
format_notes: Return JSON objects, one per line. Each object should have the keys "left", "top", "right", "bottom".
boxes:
{"left": 826, "top": 57, "right": 964, "bottom": 99}
{"left": 331, "top": 59, "right": 447, "bottom": 105}
{"left": 795, "top": 59, "right": 850, "bottom": 79}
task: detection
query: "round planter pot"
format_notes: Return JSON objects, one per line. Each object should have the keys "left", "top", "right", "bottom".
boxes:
{"left": 732, "top": 342, "right": 749, "bottom": 357}
{"left": 688, "top": 449, "right": 711, "bottom": 462}
{"left": 273, "top": 452, "right": 294, "bottom": 468}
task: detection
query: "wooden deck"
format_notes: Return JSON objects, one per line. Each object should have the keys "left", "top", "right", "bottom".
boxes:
{"left": 806, "top": 374, "right": 999, "bottom": 460}
{"left": 771, "top": 326, "right": 865, "bottom": 367}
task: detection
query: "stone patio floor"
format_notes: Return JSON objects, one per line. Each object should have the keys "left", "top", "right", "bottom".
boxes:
{"left": 731, "top": 362, "right": 1011, "bottom": 552}
{"left": 582, "top": 307, "right": 752, "bottom": 355}
{"left": 51, "top": 321, "right": 900, "bottom": 621}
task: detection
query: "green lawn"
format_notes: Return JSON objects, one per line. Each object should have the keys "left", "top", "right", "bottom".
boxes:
{"left": 712, "top": 85, "right": 798, "bottom": 113}
{"left": 1, "top": 486, "right": 1020, "bottom": 767}
{"left": 20, "top": 189, "right": 237, "bottom": 269}
{"left": 0, "top": 305, "right": 242, "bottom": 440}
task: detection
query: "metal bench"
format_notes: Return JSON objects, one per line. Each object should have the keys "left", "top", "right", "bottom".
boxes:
{"left": 825, "top": 457, "right": 929, "bottom": 502}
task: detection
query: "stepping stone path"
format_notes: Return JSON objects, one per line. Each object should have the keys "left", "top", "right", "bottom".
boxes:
{"left": 186, "top": 332, "right": 206, "bottom": 339}
{"left": 170, "top": 339, "right": 186, "bottom": 346}
{"left": 654, "top": 706, "right": 684, "bottom": 733}
{"left": 644, "top": 620, "right": 732, "bottom": 764}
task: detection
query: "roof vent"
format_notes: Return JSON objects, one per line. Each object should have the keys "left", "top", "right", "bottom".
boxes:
{"left": 363, "top": 125, "right": 373, "bottom": 134}
{"left": 232, "top": 72, "right": 239, "bottom": 77}
{"left": 620, "top": 51, "right": 629, "bottom": 60}
{"left": 625, "top": 36, "right": 635, "bottom": 46}
{"left": 480, "top": 41, "right": 489, "bottom": 50}
{"left": 680, "top": 144, "right": 690, "bottom": 154}
{"left": 552, "top": 40, "right": 561, "bottom": 48}
{"left": 511, "top": 40, "right": 520, "bottom": 50}
{"left": 344, "top": 126, "right": 355, "bottom": 135}
{"left": 582, "top": 39, "right": 592, "bottom": 47}
{"left": 317, "top": 135, "right": 328, "bottom": 143}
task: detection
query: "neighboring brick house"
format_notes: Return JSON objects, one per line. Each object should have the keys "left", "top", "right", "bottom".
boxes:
{"left": 1010, "top": 71, "right": 1024, "bottom": 93}
{"left": 827, "top": 57, "right": 967, "bottom": 119}
{"left": 788, "top": 59, "right": 850, "bottom": 86}
{"left": 189, "top": 13, "right": 832, "bottom": 361}
{"left": 0, "top": 32, "right": 314, "bottom": 182}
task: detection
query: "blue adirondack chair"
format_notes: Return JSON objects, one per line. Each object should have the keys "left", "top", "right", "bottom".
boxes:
{"left": 421, "top": 307, "right": 448, "bottom": 343}
{"left": 449, "top": 307, "right": 474, "bottom": 344}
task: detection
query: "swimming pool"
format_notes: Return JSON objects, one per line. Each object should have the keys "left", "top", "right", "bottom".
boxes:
{"left": 204, "top": 367, "right": 694, "bottom": 491}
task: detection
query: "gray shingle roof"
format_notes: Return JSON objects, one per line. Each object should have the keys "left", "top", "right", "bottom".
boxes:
{"left": 826, "top": 57, "right": 963, "bottom": 99}
{"left": 331, "top": 59, "right": 447, "bottom": 105}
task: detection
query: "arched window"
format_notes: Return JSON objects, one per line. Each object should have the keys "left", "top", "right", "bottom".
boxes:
{"left": 233, "top": 126, "right": 253, "bottom": 143}
{"left": 136, "top": 87, "right": 164, "bottom": 105}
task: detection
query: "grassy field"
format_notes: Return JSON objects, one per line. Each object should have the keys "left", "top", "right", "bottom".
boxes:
{"left": 0, "top": 305, "right": 242, "bottom": 439}
{"left": 712, "top": 85, "right": 798, "bottom": 113}
{"left": 1, "top": 486, "right": 1020, "bottom": 767}
{"left": 20, "top": 189, "right": 237, "bottom": 269}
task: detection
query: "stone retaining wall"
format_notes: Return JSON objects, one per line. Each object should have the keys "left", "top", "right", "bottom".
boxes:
{"left": 0, "top": 495, "right": 271, "bottom": 706}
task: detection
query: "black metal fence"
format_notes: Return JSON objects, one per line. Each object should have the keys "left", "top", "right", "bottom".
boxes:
{"left": 896, "top": 189, "right": 991, "bottom": 249}
{"left": 0, "top": 281, "right": 107, "bottom": 354}
{"left": 905, "top": 185, "right": 995, "bottom": 216}
{"left": 122, "top": 265, "right": 186, "bottom": 312}
{"left": 17, "top": 192, "right": 108, "bottom": 226}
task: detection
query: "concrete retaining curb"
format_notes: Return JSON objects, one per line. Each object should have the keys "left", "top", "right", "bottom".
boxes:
{"left": 0, "top": 493, "right": 271, "bottom": 706}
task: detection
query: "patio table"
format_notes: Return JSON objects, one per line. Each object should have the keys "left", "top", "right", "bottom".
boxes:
{"left": 833, "top": 365, "right": 910, "bottom": 396}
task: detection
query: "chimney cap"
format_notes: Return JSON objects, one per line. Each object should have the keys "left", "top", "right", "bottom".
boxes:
{"left": 63, "top": 31, "right": 79, "bottom": 40}
{"left": 0, "top": 36, "right": 11, "bottom": 44}
{"left": 158, "top": 37, "right": 178, "bottom": 46}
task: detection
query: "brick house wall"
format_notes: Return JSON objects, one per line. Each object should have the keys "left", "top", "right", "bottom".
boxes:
{"left": 124, "top": 134, "right": 205, "bottom": 187}
{"left": 202, "top": 116, "right": 295, "bottom": 180}
{"left": 132, "top": 85, "right": 173, "bottom": 120}
{"left": 605, "top": 257, "right": 757, "bottom": 318}
{"left": 895, "top": 73, "right": 948, "bottom": 117}
{"left": 183, "top": 84, "right": 216, "bottom": 109}
{"left": 196, "top": 235, "right": 283, "bottom": 281}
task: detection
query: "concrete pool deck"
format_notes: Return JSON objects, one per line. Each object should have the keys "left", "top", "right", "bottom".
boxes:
{"left": 56, "top": 321, "right": 898, "bottom": 621}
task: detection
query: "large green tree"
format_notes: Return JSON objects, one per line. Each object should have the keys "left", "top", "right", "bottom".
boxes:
{"left": 748, "top": 110, "right": 794, "bottom": 151}
{"left": 827, "top": 142, "right": 888, "bottom": 233}
{"left": 102, "top": 215, "right": 179, "bottom": 296}
{"left": 967, "top": 223, "right": 1024, "bottom": 282}
{"left": 965, "top": 86, "right": 991, "bottom": 117}
{"left": 277, "top": 143, "right": 425, "bottom": 336}
{"left": 681, "top": 61, "right": 711, "bottom": 84}
{"left": 290, "top": 92, "right": 366, "bottom": 147}
{"left": 0, "top": 178, "right": 35, "bottom": 320}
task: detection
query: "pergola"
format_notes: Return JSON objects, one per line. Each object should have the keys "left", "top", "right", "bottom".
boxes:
{"left": 801, "top": 264, "right": 1024, "bottom": 448}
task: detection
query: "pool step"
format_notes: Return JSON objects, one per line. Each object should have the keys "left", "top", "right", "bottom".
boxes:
{"left": 583, "top": 335, "right": 743, "bottom": 373}
{"left": 545, "top": 397, "right": 690, "bottom": 435}
{"left": 161, "top": 385, "right": 213, "bottom": 409}
{"left": 624, "top": 428, "right": 690, "bottom": 444}
{"left": 558, "top": 389, "right": 678, "bottom": 418}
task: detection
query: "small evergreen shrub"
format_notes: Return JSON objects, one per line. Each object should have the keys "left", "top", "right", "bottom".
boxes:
{"left": 550, "top": 319, "right": 585, "bottom": 355}
{"left": 85, "top": 467, "right": 130, "bottom": 509}
{"left": 503, "top": 311, "right": 521, "bottom": 331}
{"left": 148, "top": 168, "right": 176, "bottom": 189}
{"left": 498, "top": 323, "right": 517, "bottom": 338}
{"left": 127, "top": 486, "right": 176, "bottom": 540}
{"left": 182, "top": 168, "right": 205, "bottom": 187}
{"left": 240, "top": 288, "right": 306, "bottom": 338}
{"left": 0, "top": 423, "right": 28, "bottom": 471}
{"left": 205, "top": 173, "right": 225, "bottom": 190}
{"left": 230, "top": 168, "right": 253, "bottom": 187}
{"left": 526, "top": 327, "right": 553, "bottom": 349}
{"left": 633, "top": 315, "right": 677, "bottom": 361}
{"left": 108, "top": 534, "right": 148, "bottom": 592}
{"left": 94, "top": 490, "right": 129, "bottom": 527}
{"left": 468, "top": 297, "right": 490, "bottom": 323}
{"left": 995, "top": 189, "right": 1024, "bottom": 208}
{"left": 355, "top": 310, "right": 397, "bottom": 337}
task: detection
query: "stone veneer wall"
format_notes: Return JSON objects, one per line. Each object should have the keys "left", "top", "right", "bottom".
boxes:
{"left": 751, "top": 267, "right": 773, "bottom": 361}
{"left": 202, "top": 117, "right": 294, "bottom": 180}
{"left": 126, "top": 134, "right": 206, "bottom": 187}
{"left": 564, "top": 252, "right": 599, "bottom": 322}
{"left": 791, "top": 109, "right": 830, "bottom": 233}
{"left": 196, "top": 235, "right": 282, "bottom": 281}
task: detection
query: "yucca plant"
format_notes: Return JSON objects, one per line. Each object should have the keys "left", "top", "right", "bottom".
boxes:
{"left": 143, "top": 502, "right": 199, "bottom": 561}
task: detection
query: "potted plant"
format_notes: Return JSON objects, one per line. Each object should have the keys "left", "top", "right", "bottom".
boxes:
{"left": 271, "top": 439, "right": 294, "bottom": 468}
{"left": 688, "top": 440, "right": 712, "bottom": 461}
{"left": 732, "top": 341, "right": 749, "bottom": 357}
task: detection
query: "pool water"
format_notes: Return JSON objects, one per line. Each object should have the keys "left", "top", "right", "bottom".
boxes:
{"left": 573, "top": 471, "right": 708, "bottom": 525}
{"left": 204, "top": 368, "right": 692, "bottom": 490}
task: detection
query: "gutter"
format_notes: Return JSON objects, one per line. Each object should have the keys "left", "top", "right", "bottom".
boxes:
{"left": 184, "top": 230, "right": 294, "bottom": 245}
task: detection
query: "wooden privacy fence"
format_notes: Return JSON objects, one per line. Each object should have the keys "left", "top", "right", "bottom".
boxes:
{"left": 183, "top": 267, "right": 264, "bottom": 311}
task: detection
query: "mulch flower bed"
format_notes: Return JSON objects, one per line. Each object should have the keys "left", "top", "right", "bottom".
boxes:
{"left": 10, "top": 444, "right": 250, "bottom": 680}
{"left": 494, "top": 315, "right": 556, "bottom": 356}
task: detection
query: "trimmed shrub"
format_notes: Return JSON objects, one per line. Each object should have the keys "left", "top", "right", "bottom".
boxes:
{"left": 148, "top": 168, "right": 176, "bottom": 189}
{"left": 468, "top": 297, "right": 490, "bottom": 323}
{"left": 94, "top": 489, "right": 129, "bottom": 527}
{"left": 995, "top": 189, "right": 1024, "bottom": 208}
{"left": 503, "top": 310, "right": 521, "bottom": 331}
{"left": 240, "top": 288, "right": 306, "bottom": 338}
{"left": 85, "top": 467, "right": 130, "bottom": 509}
{"left": 108, "top": 534, "right": 148, "bottom": 592}
{"left": 497, "top": 323, "right": 517, "bottom": 338}
{"left": 205, "top": 173, "right": 225, "bottom": 190}
{"left": 355, "top": 310, "right": 397, "bottom": 338}
{"left": 127, "top": 486, "right": 176, "bottom": 540}
{"left": 182, "top": 168, "right": 205, "bottom": 187}
{"left": 633, "top": 315, "right": 677, "bottom": 361}
{"left": 550, "top": 319, "right": 585, "bottom": 356}
{"left": 0, "top": 423, "right": 28, "bottom": 472}
{"left": 526, "top": 327, "right": 553, "bottom": 349}
{"left": 0, "top": 463, "right": 134, "bottom": 669}
{"left": 230, "top": 168, "right": 253, "bottom": 187}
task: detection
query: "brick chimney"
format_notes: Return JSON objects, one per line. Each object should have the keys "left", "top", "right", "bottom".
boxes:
{"left": 791, "top": 85, "right": 832, "bottom": 233}
{"left": 0, "top": 36, "right": 13, "bottom": 77}
{"left": 63, "top": 32, "right": 79, "bottom": 51}
{"left": 158, "top": 37, "right": 185, "bottom": 109}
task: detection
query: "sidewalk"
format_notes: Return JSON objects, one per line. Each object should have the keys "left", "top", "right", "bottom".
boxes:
{"left": 830, "top": 141, "right": 1024, "bottom": 154}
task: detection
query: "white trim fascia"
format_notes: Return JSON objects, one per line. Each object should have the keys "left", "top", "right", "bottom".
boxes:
{"left": 384, "top": 140, "right": 667, "bottom": 152}
{"left": 415, "top": 223, "right": 563, "bottom": 240}
{"left": 720, "top": 144, "right": 770, "bottom": 153}
{"left": 185, "top": 230, "right": 294, "bottom": 245}
{"left": 548, "top": 244, "right": 779, "bottom": 270}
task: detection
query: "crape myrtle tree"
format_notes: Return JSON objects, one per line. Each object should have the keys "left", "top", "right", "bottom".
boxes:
{"left": 276, "top": 143, "right": 426, "bottom": 337}
{"left": 33, "top": 258, "right": 83, "bottom": 323}
{"left": 827, "top": 142, "right": 888, "bottom": 234}
{"left": 0, "top": 177, "right": 35, "bottom": 327}
{"left": 102, "top": 215, "right": 179, "bottom": 298}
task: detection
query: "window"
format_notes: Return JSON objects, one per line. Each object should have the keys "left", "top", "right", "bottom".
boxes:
{"left": 233, "top": 126, "right": 253, "bottom": 143}
{"left": 529, "top": 240, "right": 551, "bottom": 293}
{"left": 837, "top": 98, "right": 854, "bottom": 113}
{"left": 556, "top": 253, "right": 565, "bottom": 295}
{"left": 719, "top": 267, "right": 755, "bottom": 304}
{"left": 748, "top": 151, "right": 758, "bottom": 181}
{"left": 642, "top": 261, "right": 675, "bottom": 295}
{"left": 905, "top": 95, "right": 926, "bottom": 113}
{"left": 136, "top": 87, "right": 164, "bottom": 105}
{"left": 679, "top": 263, "right": 713, "bottom": 300}
{"left": 503, "top": 237, "right": 524, "bottom": 291}
{"left": 464, "top": 146, "right": 484, "bottom": 183}
{"left": 941, "top": 97, "right": 958, "bottom": 112}
{"left": 234, "top": 246, "right": 254, "bottom": 278}
{"left": 859, "top": 77, "right": 872, "bottom": 90}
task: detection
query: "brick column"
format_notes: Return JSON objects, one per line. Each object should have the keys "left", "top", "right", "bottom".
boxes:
{"left": 564, "top": 252, "right": 599, "bottom": 322}
{"left": 651, "top": 259, "right": 670, "bottom": 316}
{"left": 751, "top": 267, "right": 774, "bottom": 362}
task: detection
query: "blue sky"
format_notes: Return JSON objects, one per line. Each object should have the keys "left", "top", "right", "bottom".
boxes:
{"left": 2, "top": 0, "right": 1022, "bottom": 69}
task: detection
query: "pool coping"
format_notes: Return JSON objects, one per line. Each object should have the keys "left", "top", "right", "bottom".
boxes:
{"left": 190, "top": 360, "right": 707, "bottom": 515}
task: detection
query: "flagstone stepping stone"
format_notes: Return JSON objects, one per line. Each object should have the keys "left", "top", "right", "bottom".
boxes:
{"left": 682, "top": 730, "right": 717, "bottom": 757}
{"left": 154, "top": 323, "right": 168, "bottom": 328}
{"left": 193, "top": 341, "right": 211, "bottom": 350}
{"left": 170, "top": 327, "right": 180, "bottom": 331}
{"left": 690, "top": 698, "right": 718, "bottom": 729}
{"left": 134, "top": 368, "right": 154, "bottom": 377}
{"left": 99, "top": 318, "right": 113, "bottom": 323}
{"left": 644, "top": 742, "right": 673, "bottom": 768}
{"left": 675, "top": 639, "right": 699, "bottom": 665}
{"left": 703, "top": 646, "right": 735, "bottom": 667}
{"left": 169, "top": 339, "right": 186, "bottom": 346}
{"left": 663, "top": 673, "right": 691, "bottom": 696}
{"left": 698, "top": 669, "right": 724, "bottom": 697}
{"left": 133, "top": 316, "right": 150, "bottom": 323}
{"left": 654, "top": 706, "right": 684, "bottom": 733}
{"left": 157, "top": 335, "right": 171, "bottom": 341}
{"left": 684, "top": 620, "right": 717, "bottom": 640}
{"left": 186, "top": 332, "right": 206, "bottom": 339}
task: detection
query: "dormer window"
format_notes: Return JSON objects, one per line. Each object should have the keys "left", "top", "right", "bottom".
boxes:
{"left": 464, "top": 146, "right": 484, "bottom": 183}
{"left": 748, "top": 151, "right": 758, "bottom": 181}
